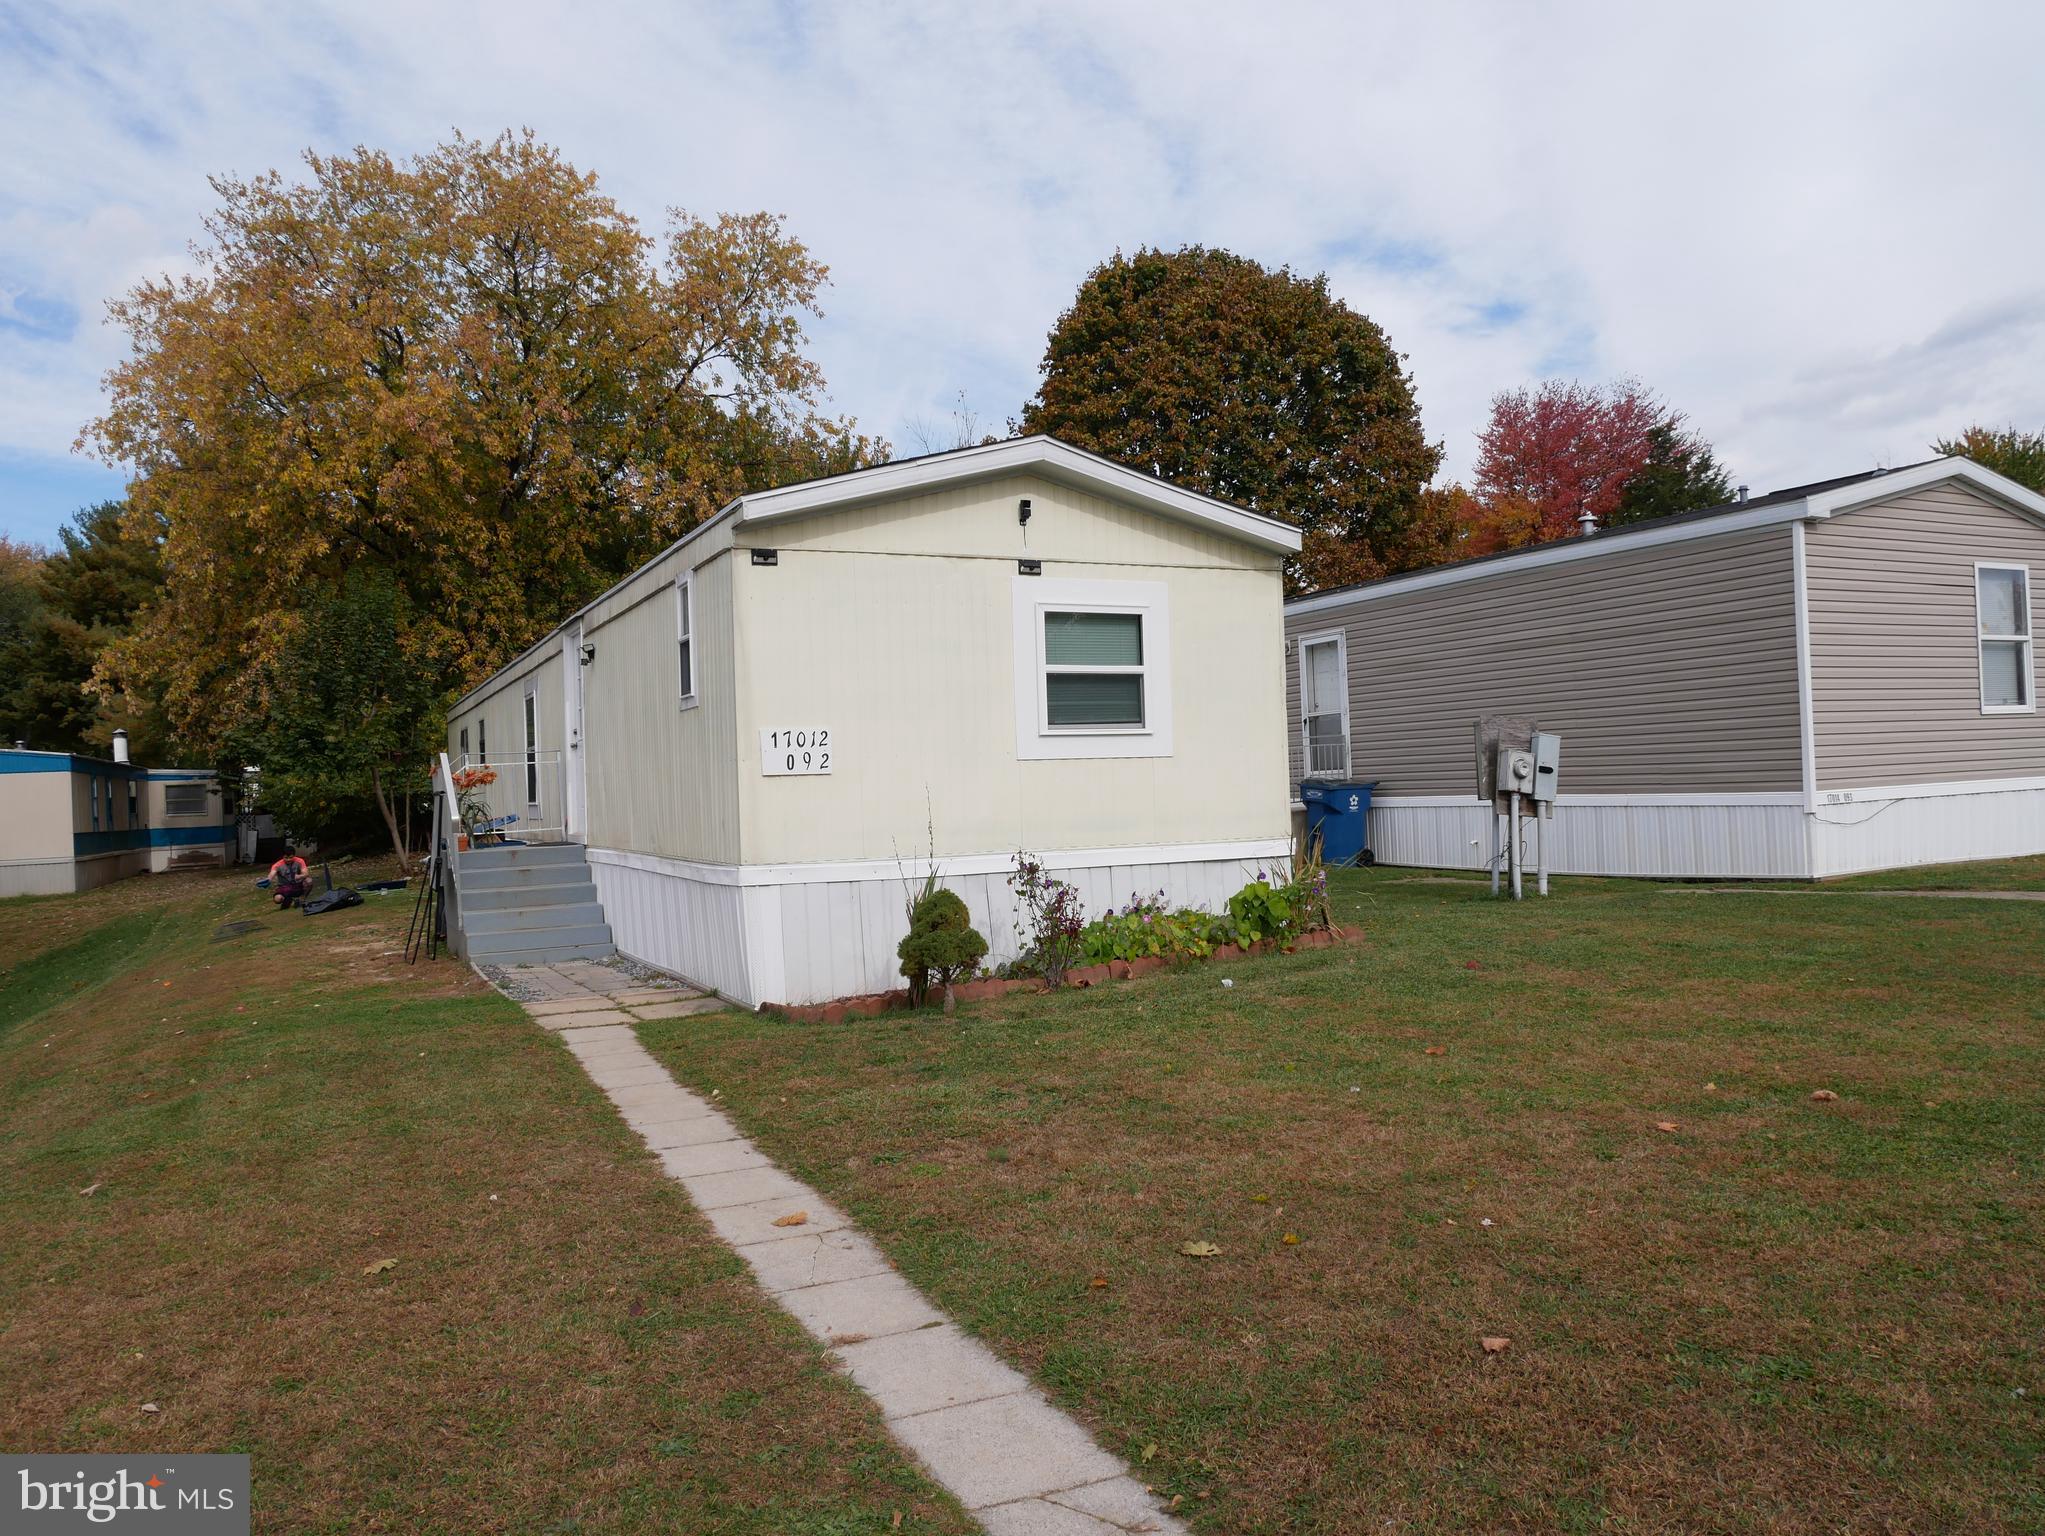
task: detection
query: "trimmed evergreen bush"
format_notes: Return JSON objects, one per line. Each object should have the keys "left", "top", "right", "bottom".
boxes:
{"left": 898, "top": 888, "right": 988, "bottom": 1007}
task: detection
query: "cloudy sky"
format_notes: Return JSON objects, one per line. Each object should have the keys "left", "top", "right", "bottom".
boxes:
{"left": 3, "top": 0, "right": 2042, "bottom": 545}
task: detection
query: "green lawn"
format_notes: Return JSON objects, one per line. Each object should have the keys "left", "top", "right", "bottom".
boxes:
{"left": 639, "top": 861, "right": 2045, "bottom": 1535}
{"left": 0, "top": 870, "right": 968, "bottom": 1535}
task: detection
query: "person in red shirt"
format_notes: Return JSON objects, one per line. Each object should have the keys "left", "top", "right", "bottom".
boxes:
{"left": 269, "top": 848, "right": 311, "bottom": 908}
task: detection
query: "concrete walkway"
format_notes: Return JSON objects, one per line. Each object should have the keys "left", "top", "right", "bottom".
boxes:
{"left": 491, "top": 960, "right": 1186, "bottom": 1536}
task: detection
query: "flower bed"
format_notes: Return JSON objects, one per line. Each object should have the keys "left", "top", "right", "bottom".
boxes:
{"left": 758, "top": 926, "right": 1356, "bottom": 1024}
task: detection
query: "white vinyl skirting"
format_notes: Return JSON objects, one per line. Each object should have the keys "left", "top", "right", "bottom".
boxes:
{"left": 1368, "top": 784, "right": 2045, "bottom": 882}
{"left": 588, "top": 839, "right": 1294, "bottom": 1008}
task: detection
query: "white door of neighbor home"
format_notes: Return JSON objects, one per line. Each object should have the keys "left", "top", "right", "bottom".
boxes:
{"left": 562, "top": 623, "right": 588, "bottom": 842}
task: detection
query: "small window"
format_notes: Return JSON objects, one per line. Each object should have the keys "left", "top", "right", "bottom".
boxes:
{"left": 127, "top": 779, "right": 138, "bottom": 829}
{"left": 478, "top": 718, "right": 486, "bottom": 764}
{"left": 90, "top": 777, "right": 100, "bottom": 831}
{"left": 1299, "top": 633, "right": 1350, "bottom": 777}
{"left": 164, "top": 782, "right": 209, "bottom": 817}
{"left": 1043, "top": 610, "right": 1145, "bottom": 730}
{"left": 523, "top": 688, "right": 539, "bottom": 804}
{"left": 675, "top": 575, "right": 696, "bottom": 708}
{"left": 459, "top": 726, "right": 470, "bottom": 761}
{"left": 1977, "top": 564, "right": 2034, "bottom": 713}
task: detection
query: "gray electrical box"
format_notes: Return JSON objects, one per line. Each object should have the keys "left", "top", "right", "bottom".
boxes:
{"left": 1495, "top": 745, "right": 1534, "bottom": 797}
{"left": 1531, "top": 731, "right": 1562, "bottom": 803}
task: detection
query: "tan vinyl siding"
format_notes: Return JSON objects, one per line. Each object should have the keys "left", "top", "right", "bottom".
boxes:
{"left": 582, "top": 547, "right": 740, "bottom": 862}
{"left": 1806, "top": 482, "right": 2045, "bottom": 788}
{"left": 1284, "top": 526, "right": 1802, "bottom": 795}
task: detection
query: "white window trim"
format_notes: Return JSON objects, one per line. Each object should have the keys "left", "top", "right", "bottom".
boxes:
{"left": 1975, "top": 560, "right": 2035, "bottom": 715}
{"left": 1010, "top": 577, "right": 1172, "bottom": 760}
{"left": 675, "top": 574, "right": 698, "bottom": 711}
{"left": 522, "top": 680, "right": 541, "bottom": 808}
{"left": 1297, "top": 629, "right": 1351, "bottom": 779}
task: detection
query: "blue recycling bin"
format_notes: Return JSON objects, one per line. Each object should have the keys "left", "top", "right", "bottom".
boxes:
{"left": 1301, "top": 780, "right": 1378, "bottom": 866}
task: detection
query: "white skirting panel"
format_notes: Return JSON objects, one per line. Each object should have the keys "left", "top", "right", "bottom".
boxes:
{"left": 1809, "top": 784, "right": 2045, "bottom": 878}
{"left": 1369, "top": 797, "right": 1813, "bottom": 880}
{"left": 588, "top": 840, "right": 1291, "bottom": 1007}
{"left": 587, "top": 850, "right": 751, "bottom": 1002}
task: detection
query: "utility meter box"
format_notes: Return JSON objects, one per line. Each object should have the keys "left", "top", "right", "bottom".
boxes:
{"left": 1530, "top": 731, "right": 1562, "bottom": 803}
{"left": 1495, "top": 745, "right": 1535, "bottom": 798}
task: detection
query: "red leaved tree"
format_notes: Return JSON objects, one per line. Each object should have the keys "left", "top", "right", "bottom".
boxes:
{"left": 1469, "top": 379, "right": 1669, "bottom": 550}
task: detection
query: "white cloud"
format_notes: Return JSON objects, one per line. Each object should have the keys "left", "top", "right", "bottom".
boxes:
{"left": 3, "top": 0, "right": 2042, "bottom": 542}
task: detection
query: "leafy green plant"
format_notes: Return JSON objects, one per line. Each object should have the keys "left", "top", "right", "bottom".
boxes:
{"left": 1079, "top": 891, "right": 1214, "bottom": 965}
{"left": 1226, "top": 880, "right": 1295, "bottom": 946}
{"left": 897, "top": 888, "right": 987, "bottom": 1008}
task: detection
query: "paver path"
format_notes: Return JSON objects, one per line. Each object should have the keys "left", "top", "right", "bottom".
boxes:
{"left": 488, "top": 959, "right": 1187, "bottom": 1536}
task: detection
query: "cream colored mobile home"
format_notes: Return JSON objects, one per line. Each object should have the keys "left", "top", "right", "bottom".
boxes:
{"left": 445, "top": 437, "right": 1301, "bottom": 1004}
{"left": 1284, "top": 457, "right": 2045, "bottom": 880}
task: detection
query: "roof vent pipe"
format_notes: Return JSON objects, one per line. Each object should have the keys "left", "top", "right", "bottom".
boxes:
{"left": 1578, "top": 508, "right": 1597, "bottom": 537}
{"left": 1737, "top": 485, "right": 1749, "bottom": 503}
{"left": 111, "top": 728, "right": 130, "bottom": 764}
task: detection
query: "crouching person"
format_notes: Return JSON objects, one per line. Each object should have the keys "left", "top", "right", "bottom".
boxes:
{"left": 269, "top": 848, "right": 311, "bottom": 908}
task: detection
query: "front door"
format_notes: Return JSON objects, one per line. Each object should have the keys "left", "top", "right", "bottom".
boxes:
{"left": 562, "top": 623, "right": 588, "bottom": 842}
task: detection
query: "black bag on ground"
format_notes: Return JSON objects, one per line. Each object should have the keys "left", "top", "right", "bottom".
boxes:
{"left": 300, "top": 887, "right": 363, "bottom": 916}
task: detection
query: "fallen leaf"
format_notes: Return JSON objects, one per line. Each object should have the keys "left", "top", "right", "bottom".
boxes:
{"left": 1089, "top": 1274, "right": 1109, "bottom": 1290}
{"left": 891, "top": 1515, "right": 903, "bottom": 1532}
{"left": 1463, "top": 960, "right": 1483, "bottom": 971}
{"left": 1704, "top": 1082, "right": 1717, "bottom": 1091}
{"left": 1141, "top": 1442, "right": 1158, "bottom": 1462}
{"left": 1424, "top": 1046, "right": 1445, "bottom": 1056}
{"left": 628, "top": 1300, "right": 644, "bottom": 1318}
{"left": 771, "top": 1211, "right": 809, "bottom": 1228}
{"left": 1282, "top": 1232, "right": 1300, "bottom": 1245}
{"left": 139, "top": 1402, "right": 160, "bottom": 1413}
{"left": 1655, "top": 1121, "right": 1679, "bottom": 1134}
{"left": 78, "top": 1181, "right": 102, "bottom": 1198}
{"left": 362, "top": 1258, "right": 397, "bottom": 1276}
{"left": 1810, "top": 1089, "right": 1839, "bottom": 1102}
{"left": 1250, "top": 1194, "right": 1270, "bottom": 1204}
{"left": 1178, "top": 1240, "right": 1223, "bottom": 1258}
{"left": 1480, "top": 1336, "right": 1511, "bottom": 1355}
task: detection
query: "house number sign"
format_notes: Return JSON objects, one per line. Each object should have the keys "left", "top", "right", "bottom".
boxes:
{"left": 760, "top": 727, "right": 832, "bottom": 775}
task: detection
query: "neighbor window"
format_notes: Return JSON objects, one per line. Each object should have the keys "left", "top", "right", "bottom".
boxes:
{"left": 127, "top": 778, "right": 138, "bottom": 829}
{"left": 675, "top": 575, "right": 696, "bottom": 708}
{"left": 1299, "top": 632, "right": 1350, "bottom": 777}
{"left": 522, "top": 688, "right": 539, "bottom": 804}
{"left": 164, "top": 782, "right": 208, "bottom": 817}
{"left": 1043, "top": 610, "right": 1146, "bottom": 729}
{"left": 1977, "top": 563, "right": 2034, "bottom": 712}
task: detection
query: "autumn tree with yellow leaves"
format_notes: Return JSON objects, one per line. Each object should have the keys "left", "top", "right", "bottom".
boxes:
{"left": 84, "top": 130, "right": 881, "bottom": 853}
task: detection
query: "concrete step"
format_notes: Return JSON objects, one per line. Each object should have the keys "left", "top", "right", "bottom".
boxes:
{"left": 461, "top": 879, "right": 598, "bottom": 911}
{"left": 477, "top": 938, "right": 617, "bottom": 966}
{"left": 462, "top": 862, "right": 598, "bottom": 892}
{"left": 464, "top": 901, "right": 609, "bottom": 935}
{"left": 466, "top": 921, "right": 613, "bottom": 957}
{"left": 461, "top": 841, "right": 589, "bottom": 872}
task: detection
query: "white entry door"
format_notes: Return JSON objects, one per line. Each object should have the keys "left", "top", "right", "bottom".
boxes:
{"left": 562, "top": 623, "right": 588, "bottom": 842}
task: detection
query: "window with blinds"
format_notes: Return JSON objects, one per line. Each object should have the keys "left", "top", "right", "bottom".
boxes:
{"left": 1044, "top": 610, "right": 1145, "bottom": 729}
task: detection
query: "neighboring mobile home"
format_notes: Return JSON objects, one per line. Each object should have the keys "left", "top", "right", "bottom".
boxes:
{"left": 445, "top": 436, "right": 1301, "bottom": 1004}
{"left": 1284, "top": 457, "right": 2045, "bottom": 880}
{"left": 0, "top": 747, "right": 235, "bottom": 896}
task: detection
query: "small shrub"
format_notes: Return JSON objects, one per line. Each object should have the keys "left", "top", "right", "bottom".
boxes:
{"left": 897, "top": 888, "right": 988, "bottom": 1007}
{"left": 1226, "top": 879, "right": 1295, "bottom": 945}
{"left": 1007, "top": 852, "right": 1085, "bottom": 985}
